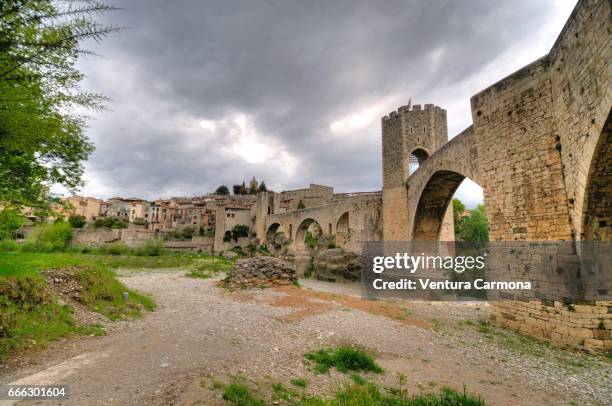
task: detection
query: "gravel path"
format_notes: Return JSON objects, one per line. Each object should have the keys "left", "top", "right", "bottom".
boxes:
{"left": 1, "top": 271, "right": 610, "bottom": 405}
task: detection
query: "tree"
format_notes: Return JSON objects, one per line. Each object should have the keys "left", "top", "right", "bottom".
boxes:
{"left": 258, "top": 181, "right": 267, "bottom": 192}
{"left": 452, "top": 198, "right": 465, "bottom": 232}
{"left": 68, "top": 214, "right": 86, "bottom": 228}
{"left": 459, "top": 204, "right": 489, "bottom": 242}
{"left": 232, "top": 185, "right": 242, "bottom": 195}
{"left": 0, "top": 1, "right": 120, "bottom": 207}
{"left": 230, "top": 224, "right": 249, "bottom": 242}
{"left": 215, "top": 185, "right": 230, "bottom": 195}
{"left": 0, "top": 208, "right": 25, "bottom": 240}
{"left": 297, "top": 200, "right": 305, "bottom": 210}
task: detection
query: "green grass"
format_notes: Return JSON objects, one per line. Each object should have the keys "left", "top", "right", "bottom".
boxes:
{"left": 290, "top": 378, "right": 308, "bottom": 388}
{"left": 185, "top": 256, "right": 234, "bottom": 279}
{"left": 304, "top": 346, "right": 384, "bottom": 374}
{"left": 222, "top": 382, "right": 266, "bottom": 406}
{"left": 213, "top": 376, "right": 485, "bottom": 405}
{"left": 0, "top": 252, "right": 156, "bottom": 360}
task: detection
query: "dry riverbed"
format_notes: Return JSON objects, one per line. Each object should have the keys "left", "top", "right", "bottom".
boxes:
{"left": 1, "top": 270, "right": 610, "bottom": 405}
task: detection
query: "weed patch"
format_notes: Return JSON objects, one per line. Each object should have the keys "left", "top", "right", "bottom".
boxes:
{"left": 304, "top": 346, "right": 383, "bottom": 374}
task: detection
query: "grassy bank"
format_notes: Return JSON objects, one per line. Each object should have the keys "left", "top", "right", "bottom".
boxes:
{"left": 0, "top": 252, "right": 157, "bottom": 360}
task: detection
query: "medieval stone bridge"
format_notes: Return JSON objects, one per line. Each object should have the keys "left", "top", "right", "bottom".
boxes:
{"left": 263, "top": 192, "right": 382, "bottom": 254}
{"left": 383, "top": 0, "right": 610, "bottom": 245}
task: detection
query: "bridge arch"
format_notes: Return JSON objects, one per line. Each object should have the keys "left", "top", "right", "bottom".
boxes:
{"left": 581, "top": 109, "right": 612, "bottom": 241}
{"left": 412, "top": 170, "right": 484, "bottom": 241}
{"left": 335, "top": 211, "right": 349, "bottom": 247}
{"left": 265, "top": 222, "right": 287, "bottom": 250}
{"left": 295, "top": 218, "right": 323, "bottom": 253}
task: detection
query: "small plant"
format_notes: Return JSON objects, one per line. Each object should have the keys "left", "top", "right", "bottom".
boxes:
{"left": 222, "top": 382, "right": 265, "bottom": 405}
{"left": 304, "top": 345, "right": 383, "bottom": 374}
{"left": 99, "top": 241, "right": 129, "bottom": 256}
{"left": 290, "top": 378, "right": 307, "bottom": 388}
{"left": 292, "top": 280, "right": 301, "bottom": 288}
{"left": 133, "top": 239, "right": 164, "bottom": 257}
{"left": 68, "top": 215, "right": 86, "bottom": 228}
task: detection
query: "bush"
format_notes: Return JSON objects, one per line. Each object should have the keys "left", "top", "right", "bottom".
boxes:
{"left": 68, "top": 215, "right": 86, "bottom": 228}
{"left": 132, "top": 217, "right": 146, "bottom": 226}
{"left": 99, "top": 241, "right": 129, "bottom": 256}
{"left": 25, "top": 222, "right": 72, "bottom": 252}
{"left": 223, "top": 231, "right": 232, "bottom": 242}
{"left": 0, "top": 239, "right": 18, "bottom": 252}
{"left": 94, "top": 218, "right": 114, "bottom": 228}
{"left": 133, "top": 239, "right": 164, "bottom": 257}
{"left": 181, "top": 227, "right": 194, "bottom": 239}
{"left": 111, "top": 219, "right": 128, "bottom": 229}
{"left": 230, "top": 224, "right": 249, "bottom": 242}
{"left": 0, "top": 208, "right": 25, "bottom": 240}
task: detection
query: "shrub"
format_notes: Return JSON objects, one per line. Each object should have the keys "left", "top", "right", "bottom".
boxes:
{"left": 111, "top": 219, "right": 128, "bottom": 229}
{"left": 132, "top": 217, "right": 146, "bottom": 226}
{"left": 0, "top": 208, "right": 25, "bottom": 240}
{"left": 68, "top": 215, "right": 86, "bottom": 228}
{"left": 231, "top": 225, "right": 249, "bottom": 242}
{"left": 25, "top": 222, "right": 72, "bottom": 252}
{"left": 94, "top": 218, "right": 114, "bottom": 228}
{"left": 181, "top": 227, "right": 194, "bottom": 239}
{"left": 0, "top": 239, "right": 18, "bottom": 252}
{"left": 99, "top": 241, "right": 129, "bottom": 256}
{"left": 134, "top": 239, "right": 164, "bottom": 257}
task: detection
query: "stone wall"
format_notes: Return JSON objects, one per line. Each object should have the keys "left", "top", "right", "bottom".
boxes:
{"left": 72, "top": 229, "right": 120, "bottom": 246}
{"left": 491, "top": 300, "right": 611, "bottom": 351}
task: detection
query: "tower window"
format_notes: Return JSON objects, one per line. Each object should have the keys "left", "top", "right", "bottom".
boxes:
{"left": 423, "top": 126, "right": 426, "bottom": 133}
{"left": 408, "top": 148, "right": 429, "bottom": 174}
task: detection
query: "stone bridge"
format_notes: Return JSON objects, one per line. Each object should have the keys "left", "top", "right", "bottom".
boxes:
{"left": 263, "top": 192, "right": 382, "bottom": 254}
{"left": 383, "top": 0, "right": 610, "bottom": 245}
{"left": 381, "top": 0, "right": 610, "bottom": 350}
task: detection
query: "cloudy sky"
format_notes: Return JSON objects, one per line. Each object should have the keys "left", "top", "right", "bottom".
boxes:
{"left": 64, "top": 0, "right": 577, "bottom": 207}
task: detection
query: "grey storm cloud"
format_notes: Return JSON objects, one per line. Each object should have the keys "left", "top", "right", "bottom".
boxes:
{"left": 71, "top": 0, "right": 576, "bottom": 206}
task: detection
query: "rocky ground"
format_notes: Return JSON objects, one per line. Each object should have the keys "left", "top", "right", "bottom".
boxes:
{"left": 1, "top": 270, "right": 610, "bottom": 405}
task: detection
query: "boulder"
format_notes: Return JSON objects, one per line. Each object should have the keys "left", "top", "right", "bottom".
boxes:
{"left": 313, "top": 248, "right": 361, "bottom": 282}
{"left": 224, "top": 256, "right": 297, "bottom": 288}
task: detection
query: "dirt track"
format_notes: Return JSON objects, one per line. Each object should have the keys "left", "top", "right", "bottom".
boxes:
{"left": 1, "top": 271, "right": 610, "bottom": 405}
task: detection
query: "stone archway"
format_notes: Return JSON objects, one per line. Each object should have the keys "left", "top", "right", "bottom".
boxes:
{"left": 266, "top": 223, "right": 287, "bottom": 251}
{"left": 408, "top": 148, "right": 429, "bottom": 174}
{"left": 581, "top": 109, "right": 612, "bottom": 241}
{"left": 295, "top": 218, "right": 323, "bottom": 253}
{"left": 336, "top": 212, "right": 349, "bottom": 247}
{"left": 412, "top": 170, "right": 483, "bottom": 241}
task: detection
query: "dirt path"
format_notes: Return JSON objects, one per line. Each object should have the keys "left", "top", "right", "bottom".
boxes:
{"left": 1, "top": 271, "right": 610, "bottom": 405}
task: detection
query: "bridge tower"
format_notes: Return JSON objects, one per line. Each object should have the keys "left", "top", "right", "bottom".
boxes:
{"left": 381, "top": 101, "right": 449, "bottom": 240}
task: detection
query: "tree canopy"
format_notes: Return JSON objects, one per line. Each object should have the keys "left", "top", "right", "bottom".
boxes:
{"left": 454, "top": 201, "right": 489, "bottom": 242}
{"left": 0, "top": 0, "right": 119, "bottom": 208}
{"left": 215, "top": 185, "right": 230, "bottom": 195}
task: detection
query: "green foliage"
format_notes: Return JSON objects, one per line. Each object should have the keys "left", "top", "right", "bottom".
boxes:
{"left": 23, "top": 222, "right": 72, "bottom": 252}
{"left": 231, "top": 224, "right": 250, "bottom": 242}
{"left": 223, "top": 231, "right": 233, "bottom": 242}
{"left": 0, "top": 239, "right": 18, "bottom": 252}
{"left": 222, "top": 382, "right": 265, "bottom": 406}
{"left": 457, "top": 205, "right": 489, "bottom": 242}
{"left": 452, "top": 198, "right": 465, "bottom": 232}
{"left": 0, "top": 1, "right": 119, "bottom": 207}
{"left": 0, "top": 252, "right": 155, "bottom": 359}
{"left": 233, "top": 184, "right": 248, "bottom": 195}
{"left": 99, "top": 241, "right": 130, "bottom": 256}
{"left": 305, "top": 231, "right": 318, "bottom": 249}
{"left": 181, "top": 226, "right": 194, "bottom": 239}
{"left": 110, "top": 219, "right": 128, "bottom": 229}
{"left": 290, "top": 378, "right": 308, "bottom": 388}
{"left": 304, "top": 346, "right": 383, "bottom": 374}
{"left": 257, "top": 181, "right": 267, "bottom": 192}
{"left": 132, "top": 217, "right": 146, "bottom": 226}
{"left": 133, "top": 239, "right": 164, "bottom": 257}
{"left": 297, "top": 200, "right": 306, "bottom": 210}
{"left": 215, "top": 185, "right": 230, "bottom": 195}
{"left": 68, "top": 215, "right": 86, "bottom": 228}
{"left": 0, "top": 208, "right": 25, "bottom": 240}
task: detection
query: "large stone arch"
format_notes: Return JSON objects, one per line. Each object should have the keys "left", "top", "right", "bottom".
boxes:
{"left": 265, "top": 222, "right": 288, "bottom": 250}
{"left": 412, "top": 170, "right": 478, "bottom": 241}
{"left": 581, "top": 109, "right": 612, "bottom": 241}
{"left": 295, "top": 218, "right": 323, "bottom": 253}
{"left": 335, "top": 211, "right": 349, "bottom": 247}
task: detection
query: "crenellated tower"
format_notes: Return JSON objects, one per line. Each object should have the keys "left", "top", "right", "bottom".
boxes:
{"left": 381, "top": 101, "right": 448, "bottom": 240}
